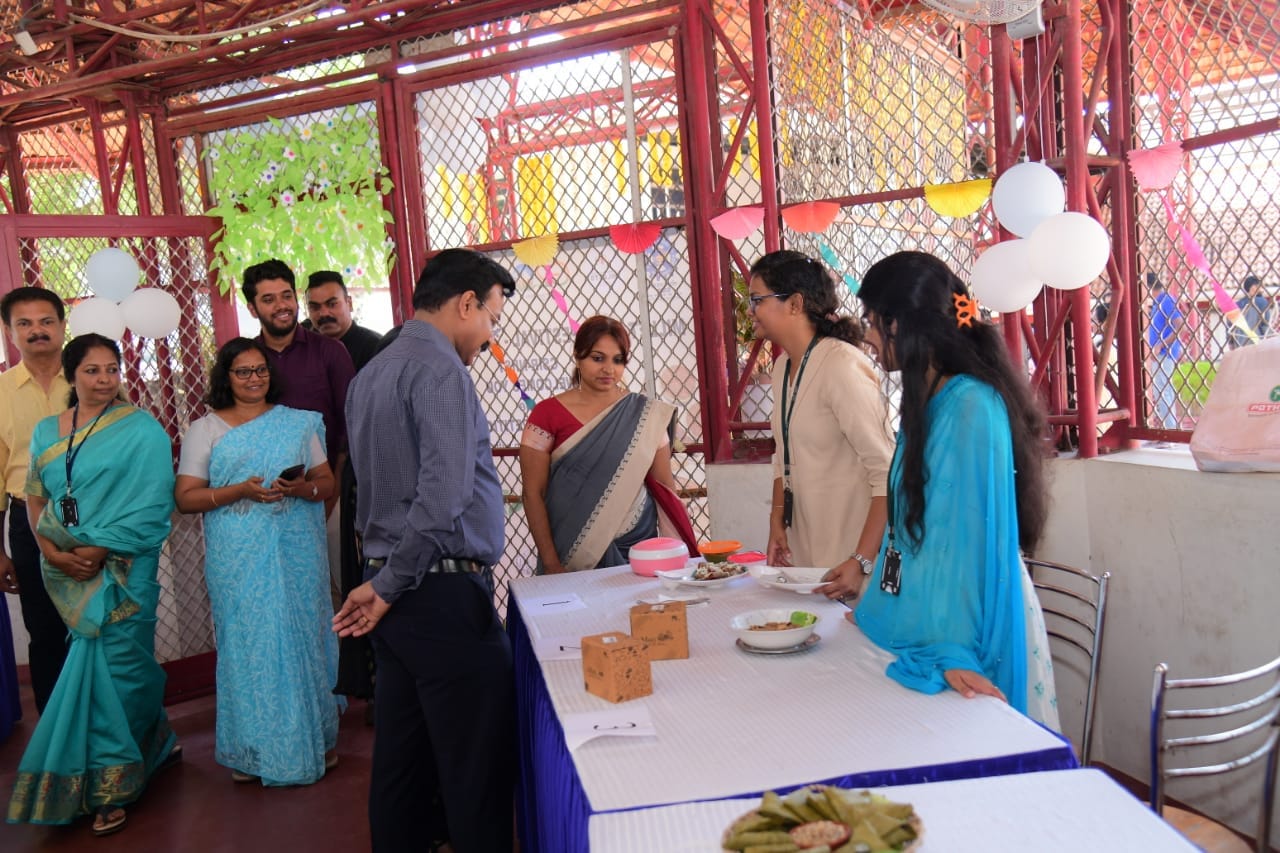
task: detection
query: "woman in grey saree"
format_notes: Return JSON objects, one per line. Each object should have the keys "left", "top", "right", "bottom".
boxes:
{"left": 520, "top": 316, "right": 697, "bottom": 574}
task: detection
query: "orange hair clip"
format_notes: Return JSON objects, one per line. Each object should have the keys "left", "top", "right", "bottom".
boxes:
{"left": 953, "top": 293, "right": 979, "bottom": 328}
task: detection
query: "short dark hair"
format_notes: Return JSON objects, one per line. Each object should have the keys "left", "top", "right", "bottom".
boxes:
{"left": 62, "top": 333, "right": 121, "bottom": 408}
{"left": 242, "top": 259, "right": 296, "bottom": 304}
{"left": 1243, "top": 274, "right": 1262, "bottom": 291}
{"left": 307, "top": 270, "right": 347, "bottom": 293}
{"left": 1146, "top": 272, "right": 1163, "bottom": 291}
{"left": 411, "top": 249, "right": 515, "bottom": 312}
{"left": 2, "top": 287, "right": 65, "bottom": 325}
{"left": 205, "top": 337, "right": 284, "bottom": 410}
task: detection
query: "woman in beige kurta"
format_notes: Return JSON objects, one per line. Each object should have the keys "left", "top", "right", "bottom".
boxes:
{"left": 749, "top": 251, "right": 893, "bottom": 599}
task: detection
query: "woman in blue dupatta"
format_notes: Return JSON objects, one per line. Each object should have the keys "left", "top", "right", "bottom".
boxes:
{"left": 852, "top": 252, "right": 1059, "bottom": 727}
{"left": 175, "top": 337, "right": 340, "bottom": 786}
{"left": 520, "top": 316, "right": 697, "bottom": 573}
{"left": 7, "top": 334, "right": 179, "bottom": 836}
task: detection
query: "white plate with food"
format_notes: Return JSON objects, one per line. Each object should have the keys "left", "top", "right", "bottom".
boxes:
{"left": 747, "top": 565, "right": 830, "bottom": 594}
{"left": 655, "top": 561, "right": 749, "bottom": 588}
{"left": 729, "top": 608, "right": 819, "bottom": 651}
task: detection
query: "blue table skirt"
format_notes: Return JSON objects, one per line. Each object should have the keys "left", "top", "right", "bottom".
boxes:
{"left": 510, "top": 602, "right": 1078, "bottom": 853}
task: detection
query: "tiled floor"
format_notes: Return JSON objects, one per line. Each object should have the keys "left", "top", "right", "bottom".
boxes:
{"left": 0, "top": 684, "right": 375, "bottom": 852}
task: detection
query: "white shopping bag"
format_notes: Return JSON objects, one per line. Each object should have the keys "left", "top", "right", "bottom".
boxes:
{"left": 1189, "top": 336, "right": 1280, "bottom": 472}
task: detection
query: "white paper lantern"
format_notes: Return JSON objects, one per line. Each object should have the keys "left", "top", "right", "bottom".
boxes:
{"left": 1027, "top": 212, "right": 1112, "bottom": 290}
{"left": 122, "top": 287, "right": 181, "bottom": 339}
{"left": 970, "top": 240, "right": 1044, "bottom": 313}
{"left": 991, "top": 162, "right": 1065, "bottom": 238}
{"left": 85, "top": 247, "right": 140, "bottom": 302}
{"left": 68, "top": 297, "right": 127, "bottom": 339}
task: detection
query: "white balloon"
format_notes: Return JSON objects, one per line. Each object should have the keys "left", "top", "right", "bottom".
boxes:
{"left": 991, "top": 162, "right": 1065, "bottom": 238}
{"left": 1027, "top": 212, "right": 1112, "bottom": 290}
{"left": 68, "top": 297, "right": 127, "bottom": 339}
{"left": 122, "top": 287, "right": 181, "bottom": 339}
{"left": 85, "top": 247, "right": 140, "bottom": 302}
{"left": 969, "top": 240, "right": 1044, "bottom": 312}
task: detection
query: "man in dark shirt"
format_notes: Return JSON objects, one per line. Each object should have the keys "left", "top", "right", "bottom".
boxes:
{"left": 334, "top": 249, "right": 515, "bottom": 852}
{"left": 242, "top": 259, "right": 355, "bottom": 475}
{"left": 304, "top": 270, "right": 383, "bottom": 371}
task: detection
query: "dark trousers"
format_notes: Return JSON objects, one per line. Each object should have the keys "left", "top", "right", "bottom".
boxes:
{"left": 369, "top": 572, "right": 515, "bottom": 853}
{"left": 7, "top": 500, "right": 69, "bottom": 714}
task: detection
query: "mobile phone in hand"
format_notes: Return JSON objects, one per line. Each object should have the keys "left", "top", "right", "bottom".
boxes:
{"left": 277, "top": 463, "right": 306, "bottom": 481}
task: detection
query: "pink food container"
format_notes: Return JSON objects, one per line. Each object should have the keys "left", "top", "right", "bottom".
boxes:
{"left": 629, "top": 537, "right": 690, "bottom": 577}
{"left": 729, "top": 550, "right": 767, "bottom": 567}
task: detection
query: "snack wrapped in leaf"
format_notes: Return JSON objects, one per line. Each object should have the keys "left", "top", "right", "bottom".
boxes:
{"left": 723, "top": 787, "right": 921, "bottom": 852}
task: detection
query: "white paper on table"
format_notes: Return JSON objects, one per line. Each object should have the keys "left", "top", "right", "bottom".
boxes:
{"left": 562, "top": 706, "right": 657, "bottom": 752}
{"left": 533, "top": 635, "right": 586, "bottom": 661}
{"left": 523, "top": 593, "right": 588, "bottom": 614}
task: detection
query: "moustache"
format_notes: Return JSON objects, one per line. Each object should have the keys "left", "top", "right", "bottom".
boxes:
{"left": 316, "top": 316, "right": 338, "bottom": 326}
{"left": 26, "top": 334, "right": 51, "bottom": 343}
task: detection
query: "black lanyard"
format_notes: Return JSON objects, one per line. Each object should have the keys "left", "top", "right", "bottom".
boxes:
{"left": 65, "top": 403, "right": 110, "bottom": 497}
{"left": 779, "top": 335, "right": 820, "bottom": 486}
{"left": 880, "top": 373, "right": 946, "bottom": 596}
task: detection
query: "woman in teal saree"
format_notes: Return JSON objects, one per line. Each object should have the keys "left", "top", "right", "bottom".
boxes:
{"left": 6, "top": 334, "right": 178, "bottom": 836}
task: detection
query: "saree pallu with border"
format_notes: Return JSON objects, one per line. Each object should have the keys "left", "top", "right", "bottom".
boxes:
{"left": 8, "top": 405, "right": 177, "bottom": 825}
{"left": 544, "top": 393, "right": 697, "bottom": 573}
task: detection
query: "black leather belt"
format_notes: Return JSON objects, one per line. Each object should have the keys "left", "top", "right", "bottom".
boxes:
{"left": 364, "top": 557, "right": 486, "bottom": 575}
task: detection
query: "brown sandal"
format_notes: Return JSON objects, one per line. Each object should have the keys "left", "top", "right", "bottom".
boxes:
{"left": 91, "top": 804, "right": 126, "bottom": 837}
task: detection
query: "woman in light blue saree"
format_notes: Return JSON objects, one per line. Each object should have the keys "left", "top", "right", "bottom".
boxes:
{"left": 175, "top": 337, "right": 340, "bottom": 786}
{"left": 7, "top": 334, "right": 179, "bottom": 836}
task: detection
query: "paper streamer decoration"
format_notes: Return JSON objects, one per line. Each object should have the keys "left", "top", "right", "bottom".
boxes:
{"left": 513, "top": 234, "right": 579, "bottom": 334}
{"left": 1159, "top": 193, "right": 1257, "bottom": 344}
{"left": 924, "top": 178, "right": 993, "bottom": 217}
{"left": 1127, "top": 141, "right": 1184, "bottom": 192}
{"left": 609, "top": 222, "right": 663, "bottom": 254}
{"left": 778, "top": 202, "right": 858, "bottom": 295}
{"left": 488, "top": 339, "right": 536, "bottom": 411}
{"left": 709, "top": 206, "right": 764, "bottom": 240}
{"left": 817, "top": 242, "right": 860, "bottom": 295}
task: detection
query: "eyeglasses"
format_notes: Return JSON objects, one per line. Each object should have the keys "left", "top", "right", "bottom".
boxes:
{"left": 230, "top": 365, "right": 271, "bottom": 380}
{"left": 747, "top": 292, "right": 789, "bottom": 309}
{"left": 479, "top": 300, "right": 502, "bottom": 335}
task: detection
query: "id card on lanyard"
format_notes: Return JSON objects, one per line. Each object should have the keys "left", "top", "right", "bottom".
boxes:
{"left": 780, "top": 336, "right": 819, "bottom": 528}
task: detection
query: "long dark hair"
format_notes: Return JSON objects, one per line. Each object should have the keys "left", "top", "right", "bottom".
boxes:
{"left": 62, "top": 333, "right": 121, "bottom": 408}
{"left": 859, "top": 251, "right": 1048, "bottom": 552}
{"left": 748, "top": 250, "right": 864, "bottom": 346}
{"left": 570, "top": 315, "right": 631, "bottom": 385}
{"left": 206, "top": 337, "right": 284, "bottom": 409}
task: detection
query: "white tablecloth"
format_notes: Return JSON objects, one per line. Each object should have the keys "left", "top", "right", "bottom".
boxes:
{"left": 587, "top": 768, "right": 1197, "bottom": 852}
{"left": 512, "top": 566, "right": 1072, "bottom": 813}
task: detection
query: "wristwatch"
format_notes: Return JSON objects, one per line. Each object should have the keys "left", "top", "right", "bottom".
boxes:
{"left": 852, "top": 553, "right": 875, "bottom": 575}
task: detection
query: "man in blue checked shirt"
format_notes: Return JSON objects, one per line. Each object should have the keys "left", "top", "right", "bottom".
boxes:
{"left": 335, "top": 248, "right": 516, "bottom": 853}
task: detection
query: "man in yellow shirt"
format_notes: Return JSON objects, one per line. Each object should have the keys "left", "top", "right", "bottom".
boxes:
{"left": 0, "top": 287, "right": 71, "bottom": 713}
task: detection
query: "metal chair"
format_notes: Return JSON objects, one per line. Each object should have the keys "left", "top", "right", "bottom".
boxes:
{"left": 1025, "top": 558, "right": 1109, "bottom": 765}
{"left": 1150, "top": 655, "right": 1280, "bottom": 853}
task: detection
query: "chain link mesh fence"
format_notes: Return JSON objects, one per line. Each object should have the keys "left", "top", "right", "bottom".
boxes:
{"left": 1130, "top": 0, "right": 1279, "bottom": 432}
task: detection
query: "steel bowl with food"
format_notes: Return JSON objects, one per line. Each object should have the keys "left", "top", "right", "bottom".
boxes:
{"left": 730, "top": 608, "right": 819, "bottom": 651}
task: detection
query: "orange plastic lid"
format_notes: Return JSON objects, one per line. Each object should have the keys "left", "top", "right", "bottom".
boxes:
{"left": 698, "top": 540, "right": 742, "bottom": 556}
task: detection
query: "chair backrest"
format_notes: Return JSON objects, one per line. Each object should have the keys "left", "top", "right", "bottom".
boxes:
{"left": 1026, "top": 557, "right": 1109, "bottom": 765}
{"left": 1150, "top": 655, "right": 1280, "bottom": 852}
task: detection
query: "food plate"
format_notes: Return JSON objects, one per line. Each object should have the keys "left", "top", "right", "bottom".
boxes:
{"left": 655, "top": 564, "right": 749, "bottom": 588}
{"left": 748, "top": 565, "right": 830, "bottom": 594}
{"left": 735, "top": 633, "right": 821, "bottom": 655}
{"left": 722, "top": 785, "right": 923, "bottom": 852}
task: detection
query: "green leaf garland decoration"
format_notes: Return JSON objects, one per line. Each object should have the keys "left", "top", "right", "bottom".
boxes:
{"left": 204, "top": 106, "right": 395, "bottom": 297}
